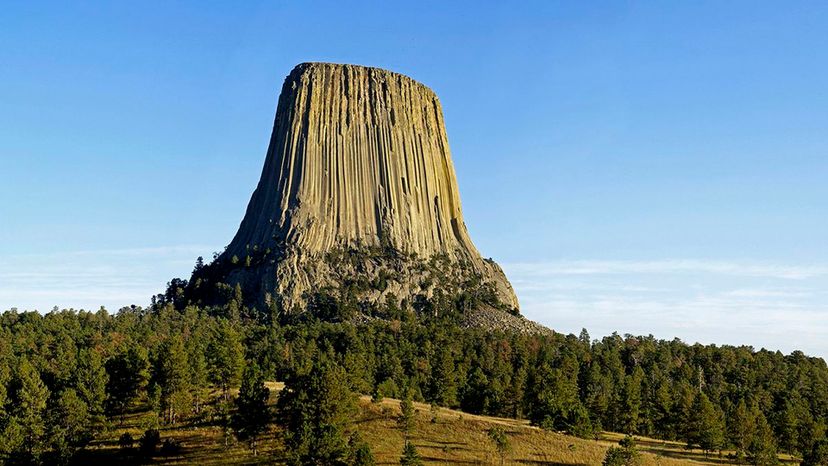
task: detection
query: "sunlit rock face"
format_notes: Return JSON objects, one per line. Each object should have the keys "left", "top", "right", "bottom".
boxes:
{"left": 200, "top": 63, "right": 518, "bottom": 314}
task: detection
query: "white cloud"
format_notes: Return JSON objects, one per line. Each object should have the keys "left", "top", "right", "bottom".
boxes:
{"left": 506, "top": 259, "right": 828, "bottom": 280}
{"left": 0, "top": 245, "right": 213, "bottom": 312}
{"left": 503, "top": 260, "right": 828, "bottom": 359}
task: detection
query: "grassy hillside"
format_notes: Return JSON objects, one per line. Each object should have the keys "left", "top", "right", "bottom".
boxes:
{"left": 77, "top": 382, "right": 796, "bottom": 465}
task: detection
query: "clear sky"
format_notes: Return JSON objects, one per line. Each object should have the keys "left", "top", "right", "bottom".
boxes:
{"left": 2, "top": 1, "right": 826, "bottom": 357}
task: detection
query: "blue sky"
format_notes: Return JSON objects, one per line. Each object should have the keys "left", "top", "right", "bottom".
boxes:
{"left": 1, "top": 1, "right": 826, "bottom": 356}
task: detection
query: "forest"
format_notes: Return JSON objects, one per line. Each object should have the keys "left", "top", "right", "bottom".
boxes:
{"left": 1, "top": 292, "right": 827, "bottom": 465}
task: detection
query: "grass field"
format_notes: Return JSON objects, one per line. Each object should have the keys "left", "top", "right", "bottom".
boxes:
{"left": 77, "top": 382, "right": 797, "bottom": 465}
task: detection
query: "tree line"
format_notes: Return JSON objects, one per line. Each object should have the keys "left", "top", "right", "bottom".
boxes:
{"left": 0, "top": 300, "right": 827, "bottom": 465}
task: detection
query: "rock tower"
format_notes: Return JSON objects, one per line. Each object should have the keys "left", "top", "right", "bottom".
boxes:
{"left": 189, "top": 63, "right": 519, "bottom": 318}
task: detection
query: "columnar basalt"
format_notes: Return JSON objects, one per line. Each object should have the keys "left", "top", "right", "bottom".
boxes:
{"left": 190, "top": 63, "right": 519, "bottom": 316}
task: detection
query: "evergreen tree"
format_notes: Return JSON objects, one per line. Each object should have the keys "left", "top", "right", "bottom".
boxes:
{"left": 504, "top": 365, "right": 527, "bottom": 419}
{"left": 231, "top": 363, "right": 270, "bottom": 455}
{"left": 105, "top": 345, "right": 149, "bottom": 420}
{"left": 398, "top": 391, "right": 415, "bottom": 437}
{"left": 74, "top": 348, "right": 107, "bottom": 417}
{"left": 620, "top": 366, "right": 643, "bottom": 434}
{"left": 578, "top": 328, "right": 591, "bottom": 348}
{"left": 802, "top": 437, "right": 828, "bottom": 466}
{"left": 154, "top": 336, "right": 191, "bottom": 424}
{"left": 277, "top": 359, "right": 357, "bottom": 465}
{"left": 568, "top": 403, "right": 596, "bottom": 439}
{"left": 186, "top": 335, "right": 209, "bottom": 415}
{"left": 748, "top": 412, "right": 779, "bottom": 466}
{"left": 347, "top": 432, "right": 375, "bottom": 466}
{"left": 775, "top": 399, "right": 800, "bottom": 455}
{"left": 526, "top": 353, "right": 581, "bottom": 432}
{"left": 729, "top": 399, "right": 756, "bottom": 460}
{"left": 487, "top": 426, "right": 511, "bottom": 466}
{"left": 399, "top": 441, "right": 422, "bottom": 466}
{"left": 687, "top": 391, "right": 725, "bottom": 454}
{"left": 602, "top": 435, "right": 641, "bottom": 466}
{"left": 430, "top": 348, "right": 458, "bottom": 407}
{"left": 208, "top": 322, "right": 244, "bottom": 400}
{"left": 584, "top": 363, "right": 611, "bottom": 431}
{"left": 10, "top": 358, "right": 50, "bottom": 463}
{"left": 671, "top": 382, "right": 695, "bottom": 441}
{"left": 46, "top": 388, "right": 90, "bottom": 464}
{"left": 798, "top": 416, "right": 827, "bottom": 461}
{"left": 461, "top": 366, "right": 490, "bottom": 414}
{"left": 0, "top": 360, "right": 11, "bottom": 456}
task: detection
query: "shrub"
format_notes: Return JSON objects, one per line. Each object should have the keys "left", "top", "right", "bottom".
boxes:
{"left": 160, "top": 438, "right": 182, "bottom": 456}
{"left": 118, "top": 432, "right": 134, "bottom": 452}
{"left": 603, "top": 436, "right": 641, "bottom": 466}
{"left": 139, "top": 428, "right": 160, "bottom": 457}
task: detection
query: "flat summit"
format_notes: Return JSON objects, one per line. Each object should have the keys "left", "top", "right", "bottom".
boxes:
{"left": 188, "top": 63, "right": 521, "bottom": 322}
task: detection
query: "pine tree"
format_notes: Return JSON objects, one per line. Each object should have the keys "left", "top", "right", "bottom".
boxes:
{"left": 729, "top": 399, "right": 756, "bottom": 460}
{"left": 578, "top": 328, "right": 591, "bottom": 348}
{"left": 748, "top": 411, "right": 779, "bottom": 465}
{"left": 0, "top": 360, "right": 11, "bottom": 456}
{"left": 74, "top": 348, "right": 107, "bottom": 417}
{"left": 487, "top": 426, "right": 511, "bottom": 466}
{"left": 687, "top": 391, "right": 724, "bottom": 455}
{"left": 430, "top": 348, "right": 458, "bottom": 407}
{"left": 671, "top": 382, "right": 695, "bottom": 441}
{"left": 105, "top": 345, "right": 149, "bottom": 421}
{"left": 277, "top": 359, "right": 357, "bottom": 465}
{"left": 400, "top": 441, "right": 422, "bottom": 466}
{"left": 347, "top": 432, "right": 376, "bottom": 466}
{"left": 231, "top": 362, "right": 270, "bottom": 455}
{"left": 526, "top": 353, "right": 581, "bottom": 431}
{"left": 398, "top": 391, "right": 416, "bottom": 437}
{"left": 620, "top": 366, "right": 643, "bottom": 434}
{"left": 568, "top": 403, "right": 596, "bottom": 439}
{"left": 186, "top": 336, "right": 209, "bottom": 415}
{"left": 0, "top": 360, "right": 8, "bottom": 411}
{"left": 208, "top": 321, "right": 244, "bottom": 400}
{"left": 602, "top": 435, "right": 641, "bottom": 466}
{"left": 461, "top": 366, "right": 490, "bottom": 414}
{"left": 46, "top": 388, "right": 91, "bottom": 464}
{"left": 505, "top": 365, "right": 527, "bottom": 419}
{"left": 776, "top": 400, "right": 800, "bottom": 455}
{"left": 802, "top": 437, "right": 828, "bottom": 466}
{"left": 154, "top": 336, "right": 191, "bottom": 424}
{"left": 12, "top": 358, "right": 50, "bottom": 463}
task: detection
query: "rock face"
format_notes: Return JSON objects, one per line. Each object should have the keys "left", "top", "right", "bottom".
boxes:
{"left": 195, "top": 63, "right": 518, "bottom": 315}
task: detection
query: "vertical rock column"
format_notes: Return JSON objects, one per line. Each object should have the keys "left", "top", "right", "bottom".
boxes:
{"left": 218, "top": 62, "right": 518, "bottom": 311}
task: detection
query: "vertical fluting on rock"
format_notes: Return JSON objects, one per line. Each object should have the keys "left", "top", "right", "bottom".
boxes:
{"left": 217, "top": 62, "right": 518, "bottom": 311}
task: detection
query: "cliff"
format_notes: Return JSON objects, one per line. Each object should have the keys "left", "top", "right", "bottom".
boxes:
{"left": 190, "top": 63, "right": 520, "bottom": 319}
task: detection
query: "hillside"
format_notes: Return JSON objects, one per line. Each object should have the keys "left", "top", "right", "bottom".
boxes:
{"left": 76, "top": 383, "right": 796, "bottom": 465}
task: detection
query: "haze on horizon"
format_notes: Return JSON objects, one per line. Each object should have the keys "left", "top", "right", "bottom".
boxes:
{"left": 1, "top": 2, "right": 826, "bottom": 357}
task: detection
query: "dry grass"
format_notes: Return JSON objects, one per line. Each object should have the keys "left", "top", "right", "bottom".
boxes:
{"left": 360, "top": 396, "right": 705, "bottom": 465}
{"left": 77, "top": 383, "right": 797, "bottom": 465}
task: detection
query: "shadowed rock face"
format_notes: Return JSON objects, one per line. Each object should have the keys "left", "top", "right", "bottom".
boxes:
{"left": 206, "top": 62, "right": 518, "bottom": 313}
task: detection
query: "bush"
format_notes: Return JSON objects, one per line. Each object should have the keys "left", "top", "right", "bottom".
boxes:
{"left": 603, "top": 436, "right": 641, "bottom": 466}
{"left": 139, "top": 428, "right": 160, "bottom": 457}
{"left": 118, "top": 432, "right": 134, "bottom": 452}
{"left": 160, "top": 438, "right": 182, "bottom": 456}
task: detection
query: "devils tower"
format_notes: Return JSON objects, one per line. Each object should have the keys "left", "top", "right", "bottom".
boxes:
{"left": 186, "top": 63, "right": 521, "bottom": 322}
